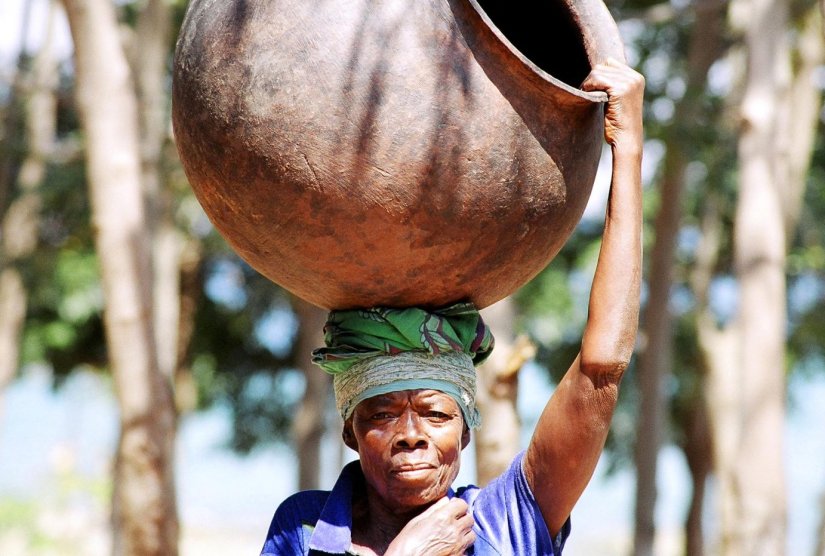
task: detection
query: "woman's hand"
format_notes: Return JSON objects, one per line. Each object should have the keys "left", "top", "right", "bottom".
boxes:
{"left": 581, "top": 58, "right": 645, "bottom": 153}
{"left": 385, "top": 497, "right": 475, "bottom": 556}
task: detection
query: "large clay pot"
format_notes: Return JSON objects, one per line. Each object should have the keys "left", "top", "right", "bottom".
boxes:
{"left": 172, "top": 0, "right": 624, "bottom": 310}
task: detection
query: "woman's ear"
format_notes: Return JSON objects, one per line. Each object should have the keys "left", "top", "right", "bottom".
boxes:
{"left": 461, "top": 425, "right": 471, "bottom": 450}
{"left": 342, "top": 420, "right": 358, "bottom": 451}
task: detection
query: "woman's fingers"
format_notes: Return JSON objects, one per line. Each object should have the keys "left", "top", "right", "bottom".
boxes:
{"left": 581, "top": 61, "right": 645, "bottom": 148}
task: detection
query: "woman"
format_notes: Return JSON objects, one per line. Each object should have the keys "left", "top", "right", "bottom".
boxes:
{"left": 262, "top": 59, "right": 644, "bottom": 556}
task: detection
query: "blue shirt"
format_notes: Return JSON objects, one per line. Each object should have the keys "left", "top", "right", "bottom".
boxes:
{"left": 261, "top": 451, "right": 570, "bottom": 555}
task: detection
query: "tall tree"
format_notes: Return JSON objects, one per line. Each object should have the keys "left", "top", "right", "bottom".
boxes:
{"left": 475, "top": 297, "right": 533, "bottom": 485}
{"left": 632, "top": 2, "right": 726, "bottom": 554}
{"left": 0, "top": 0, "right": 59, "bottom": 426}
{"left": 62, "top": 0, "right": 178, "bottom": 553}
{"left": 131, "top": 0, "right": 179, "bottom": 382}
{"left": 290, "top": 296, "right": 331, "bottom": 490}
{"left": 817, "top": 489, "right": 825, "bottom": 556}
{"left": 729, "top": 0, "right": 791, "bottom": 545}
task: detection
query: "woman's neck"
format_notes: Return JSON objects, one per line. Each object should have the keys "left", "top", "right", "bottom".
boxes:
{"left": 350, "top": 483, "right": 427, "bottom": 555}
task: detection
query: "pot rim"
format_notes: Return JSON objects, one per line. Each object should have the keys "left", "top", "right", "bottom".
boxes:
{"left": 465, "top": 0, "right": 611, "bottom": 103}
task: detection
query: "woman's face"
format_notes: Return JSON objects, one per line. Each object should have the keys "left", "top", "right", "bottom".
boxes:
{"left": 344, "top": 389, "right": 469, "bottom": 512}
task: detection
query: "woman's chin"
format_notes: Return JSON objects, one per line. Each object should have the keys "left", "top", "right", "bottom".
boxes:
{"left": 383, "top": 480, "right": 449, "bottom": 511}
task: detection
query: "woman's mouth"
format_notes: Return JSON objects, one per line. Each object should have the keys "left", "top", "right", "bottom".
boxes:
{"left": 392, "top": 462, "right": 435, "bottom": 475}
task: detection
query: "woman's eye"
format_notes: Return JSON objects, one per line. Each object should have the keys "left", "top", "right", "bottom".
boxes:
{"left": 426, "top": 411, "right": 449, "bottom": 420}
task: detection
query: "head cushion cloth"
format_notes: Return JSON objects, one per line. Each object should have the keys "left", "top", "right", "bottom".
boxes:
{"left": 311, "top": 302, "right": 494, "bottom": 428}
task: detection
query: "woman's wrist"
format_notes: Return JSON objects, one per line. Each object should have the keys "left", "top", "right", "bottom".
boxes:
{"left": 610, "top": 137, "right": 643, "bottom": 160}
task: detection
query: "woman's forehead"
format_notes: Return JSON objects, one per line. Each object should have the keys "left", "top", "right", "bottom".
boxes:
{"left": 360, "top": 389, "right": 456, "bottom": 407}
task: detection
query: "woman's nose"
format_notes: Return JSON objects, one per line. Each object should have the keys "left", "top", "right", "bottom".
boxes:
{"left": 394, "top": 412, "right": 427, "bottom": 449}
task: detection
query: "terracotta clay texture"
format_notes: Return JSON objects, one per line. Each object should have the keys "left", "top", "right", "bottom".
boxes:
{"left": 172, "top": 0, "right": 624, "bottom": 310}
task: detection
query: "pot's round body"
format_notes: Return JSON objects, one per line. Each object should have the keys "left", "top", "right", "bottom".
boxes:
{"left": 173, "top": 0, "right": 624, "bottom": 309}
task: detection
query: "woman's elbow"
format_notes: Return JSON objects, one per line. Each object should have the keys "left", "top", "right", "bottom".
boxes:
{"left": 579, "top": 346, "right": 633, "bottom": 386}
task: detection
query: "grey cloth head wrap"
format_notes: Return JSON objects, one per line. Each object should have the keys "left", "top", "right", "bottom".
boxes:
{"left": 333, "top": 350, "right": 481, "bottom": 429}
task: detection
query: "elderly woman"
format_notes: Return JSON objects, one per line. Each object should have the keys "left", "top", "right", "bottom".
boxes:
{"left": 262, "top": 60, "right": 644, "bottom": 555}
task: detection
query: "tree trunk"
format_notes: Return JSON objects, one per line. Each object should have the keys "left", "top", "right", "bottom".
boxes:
{"left": 132, "top": 0, "right": 179, "bottom": 382}
{"left": 632, "top": 3, "right": 725, "bottom": 553}
{"left": 290, "top": 296, "right": 331, "bottom": 491}
{"left": 475, "top": 297, "right": 531, "bottom": 486}
{"left": 172, "top": 237, "right": 203, "bottom": 413}
{"left": 62, "top": 0, "right": 179, "bottom": 554}
{"left": 719, "top": 0, "right": 792, "bottom": 551}
{"left": 697, "top": 307, "right": 740, "bottom": 554}
{"left": 0, "top": 0, "right": 59, "bottom": 425}
{"left": 682, "top": 395, "right": 712, "bottom": 556}
{"left": 776, "top": 6, "right": 824, "bottom": 245}
{"left": 0, "top": 0, "right": 34, "bottom": 213}
{"left": 731, "top": 4, "right": 824, "bottom": 552}
{"left": 816, "top": 488, "right": 825, "bottom": 556}
{"left": 690, "top": 195, "right": 742, "bottom": 553}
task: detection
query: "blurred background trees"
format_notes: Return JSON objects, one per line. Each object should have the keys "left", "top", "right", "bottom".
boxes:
{"left": 1, "top": 0, "right": 825, "bottom": 554}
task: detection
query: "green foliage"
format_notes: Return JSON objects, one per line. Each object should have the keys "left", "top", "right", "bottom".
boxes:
{"left": 225, "top": 368, "right": 305, "bottom": 453}
{"left": 517, "top": 220, "right": 601, "bottom": 346}
{"left": 21, "top": 247, "right": 106, "bottom": 377}
{"left": 185, "top": 256, "right": 304, "bottom": 450}
{"left": 0, "top": 470, "right": 110, "bottom": 554}
{"left": 786, "top": 126, "right": 825, "bottom": 371}
{"left": 16, "top": 141, "right": 104, "bottom": 378}
{"left": 0, "top": 497, "right": 38, "bottom": 531}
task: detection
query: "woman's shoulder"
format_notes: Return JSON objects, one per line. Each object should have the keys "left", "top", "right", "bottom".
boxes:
{"left": 261, "top": 490, "right": 333, "bottom": 555}
{"left": 274, "top": 489, "right": 331, "bottom": 522}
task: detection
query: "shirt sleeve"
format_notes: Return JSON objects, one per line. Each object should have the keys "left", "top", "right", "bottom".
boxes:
{"left": 260, "top": 491, "right": 325, "bottom": 556}
{"left": 463, "top": 451, "right": 571, "bottom": 555}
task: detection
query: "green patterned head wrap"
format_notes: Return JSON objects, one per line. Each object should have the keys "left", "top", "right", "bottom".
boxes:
{"left": 311, "top": 302, "right": 494, "bottom": 429}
